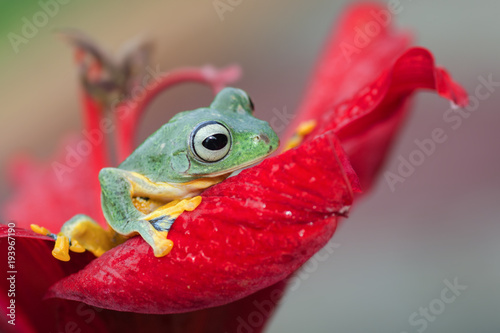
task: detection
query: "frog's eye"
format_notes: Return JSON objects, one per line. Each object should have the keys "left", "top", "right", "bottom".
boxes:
{"left": 190, "top": 121, "right": 231, "bottom": 162}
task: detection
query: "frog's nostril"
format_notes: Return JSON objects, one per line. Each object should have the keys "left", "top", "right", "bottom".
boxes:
{"left": 259, "top": 133, "right": 270, "bottom": 144}
{"left": 252, "top": 134, "right": 270, "bottom": 144}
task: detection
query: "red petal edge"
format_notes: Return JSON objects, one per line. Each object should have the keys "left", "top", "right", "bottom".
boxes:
{"left": 282, "top": 3, "right": 467, "bottom": 190}
{"left": 309, "top": 47, "right": 468, "bottom": 188}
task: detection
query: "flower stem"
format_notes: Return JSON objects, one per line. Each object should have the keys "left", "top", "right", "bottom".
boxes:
{"left": 114, "top": 65, "right": 241, "bottom": 162}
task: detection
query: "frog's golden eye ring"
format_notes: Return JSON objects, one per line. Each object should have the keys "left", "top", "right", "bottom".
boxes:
{"left": 190, "top": 121, "right": 232, "bottom": 163}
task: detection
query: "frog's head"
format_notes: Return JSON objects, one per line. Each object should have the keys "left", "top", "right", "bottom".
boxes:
{"left": 173, "top": 87, "right": 279, "bottom": 179}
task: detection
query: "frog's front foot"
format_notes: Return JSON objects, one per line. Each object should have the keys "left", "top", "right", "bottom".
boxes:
{"left": 145, "top": 227, "right": 174, "bottom": 257}
{"left": 136, "top": 196, "right": 202, "bottom": 258}
{"left": 283, "top": 119, "right": 317, "bottom": 151}
{"left": 31, "top": 214, "right": 122, "bottom": 261}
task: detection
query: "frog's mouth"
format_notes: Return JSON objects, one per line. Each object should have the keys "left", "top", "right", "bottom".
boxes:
{"left": 131, "top": 147, "right": 277, "bottom": 215}
{"left": 188, "top": 149, "right": 276, "bottom": 178}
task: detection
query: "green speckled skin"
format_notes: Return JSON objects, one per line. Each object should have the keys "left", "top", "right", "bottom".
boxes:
{"left": 119, "top": 87, "right": 279, "bottom": 182}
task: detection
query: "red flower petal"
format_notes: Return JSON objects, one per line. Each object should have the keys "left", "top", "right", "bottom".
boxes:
{"left": 3, "top": 138, "right": 106, "bottom": 230}
{"left": 0, "top": 224, "right": 288, "bottom": 332}
{"left": 282, "top": 4, "right": 467, "bottom": 190}
{"left": 305, "top": 47, "right": 468, "bottom": 189}
{"left": 47, "top": 130, "right": 356, "bottom": 313}
{"left": 283, "top": 2, "right": 412, "bottom": 143}
{"left": 0, "top": 225, "right": 100, "bottom": 332}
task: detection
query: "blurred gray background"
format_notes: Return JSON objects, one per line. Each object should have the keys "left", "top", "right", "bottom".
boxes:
{"left": 1, "top": 1, "right": 499, "bottom": 332}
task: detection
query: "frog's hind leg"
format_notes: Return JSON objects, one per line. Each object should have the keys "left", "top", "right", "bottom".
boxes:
{"left": 31, "top": 214, "right": 123, "bottom": 261}
{"left": 99, "top": 168, "right": 205, "bottom": 257}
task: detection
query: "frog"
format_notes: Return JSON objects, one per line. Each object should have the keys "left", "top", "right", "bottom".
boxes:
{"left": 31, "top": 87, "right": 279, "bottom": 261}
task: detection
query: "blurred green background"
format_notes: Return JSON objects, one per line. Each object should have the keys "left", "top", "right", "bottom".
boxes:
{"left": 1, "top": 1, "right": 499, "bottom": 332}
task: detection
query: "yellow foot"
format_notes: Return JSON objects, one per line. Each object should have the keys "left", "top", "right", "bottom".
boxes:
{"left": 151, "top": 233, "right": 174, "bottom": 257}
{"left": 52, "top": 234, "right": 70, "bottom": 261}
{"left": 69, "top": 240, "right": 86, "bottom": 253}
{"left": 144, "top": 196, "right": 202, "bottom": 257}
{"left": 31, "top": 224, "right": 86, "bottom": 261}
{"left": 30, "top": 224, "right": 51, "bottom": 236}
{"left": 31, "top": 219, "right": 120, "bottom": 262}
{"left": 283, "top": 120, "right": 317, "bottom": 151}
{"left": 145, "top": 196, "right": 202, "bottom": 221}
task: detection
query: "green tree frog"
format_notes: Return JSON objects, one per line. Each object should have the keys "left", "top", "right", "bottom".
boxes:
{"left": 32, "top": 88, "right": 279, "bottom": 261}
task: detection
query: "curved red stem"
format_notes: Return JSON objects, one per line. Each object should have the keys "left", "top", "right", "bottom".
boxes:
{"left": 114, "top": 65, "right": 241, "bottom": 162}
{"left": 81, "top": 91, "right": 110, "bottom": 172}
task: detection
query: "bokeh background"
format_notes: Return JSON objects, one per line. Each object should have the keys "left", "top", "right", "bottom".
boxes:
{"left": 1, "top": 1, "right": 499, "bottom": 332}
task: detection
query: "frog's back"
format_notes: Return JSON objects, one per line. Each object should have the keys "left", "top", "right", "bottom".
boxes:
{"left": 118, "top": 122, "right": 180, "bottom": 182}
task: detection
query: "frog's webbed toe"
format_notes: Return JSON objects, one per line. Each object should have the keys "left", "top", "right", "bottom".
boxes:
{"left": 52, "top": 234, "right": 87, "bottom": 261}
{"left": 31, "top": 224, "right": 86, "bottom": 261}
{"left": 149, "top": 230, "right": 174, "bottom": 257}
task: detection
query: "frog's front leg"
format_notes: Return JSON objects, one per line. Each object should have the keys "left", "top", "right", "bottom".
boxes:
{"left": 99, "top": 168, "right": 202, "bottom": 257}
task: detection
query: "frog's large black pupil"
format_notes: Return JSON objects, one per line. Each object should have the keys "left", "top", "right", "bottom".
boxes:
{"left": 202, "top": 134, "right": 228, "bottom": 150}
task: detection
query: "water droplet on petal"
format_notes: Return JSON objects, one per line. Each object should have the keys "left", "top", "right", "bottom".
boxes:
{"left": 339, "top": 206, "right": 350, "bottom": 215}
